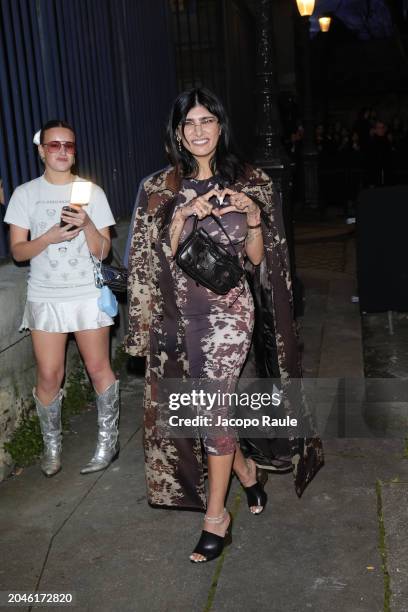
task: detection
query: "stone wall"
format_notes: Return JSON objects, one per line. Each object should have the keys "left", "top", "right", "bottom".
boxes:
{"left": 0, "top": 220, "right": 130, "bottom": 480}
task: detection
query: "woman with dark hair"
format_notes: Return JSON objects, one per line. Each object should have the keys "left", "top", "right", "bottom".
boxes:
{"left": 125, "top": 88, "right": 323, "bottom": 563}
{"left": 4, "top": 120, "right": 120, "bottom": 478}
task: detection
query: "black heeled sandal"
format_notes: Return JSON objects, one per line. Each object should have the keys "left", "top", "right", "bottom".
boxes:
{"left": 243, "top": 460, "right": 267, "bottom": 514}
{"left": 190, "top": 510, "right": 232, "bottom": 563}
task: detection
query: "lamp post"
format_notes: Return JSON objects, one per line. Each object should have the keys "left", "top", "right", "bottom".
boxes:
{"left": 254, "top": 0, "right": 303, "bottom": 315}
{"left": 254, "top": 0, "right": 288, "bottom": 172}
{"left": 254, "top": 0, "right": 292, "bottom": 245}
{"left": 295, "top": 0, "right": 319, "bottom": 208}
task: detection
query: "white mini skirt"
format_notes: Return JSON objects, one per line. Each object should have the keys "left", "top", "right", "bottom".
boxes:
{"left": 20, "top": 298, "right": 114, "bottom": 333}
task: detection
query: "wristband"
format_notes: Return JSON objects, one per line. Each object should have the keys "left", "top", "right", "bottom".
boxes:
{"left": 247, "top": 222, "right": 261, "bottom": 229}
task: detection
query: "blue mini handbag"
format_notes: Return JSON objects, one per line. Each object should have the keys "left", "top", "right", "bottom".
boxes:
{"left": 97, "top": 285, "right": 118, "bottom": 317}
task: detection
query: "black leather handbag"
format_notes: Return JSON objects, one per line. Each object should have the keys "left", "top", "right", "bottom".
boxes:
{"left": 92, "top": 248, "right": 128, "bottom": 294}
{"left": 176, "top": 214, "right": 243, "bottom": 295}
{"left": 100, "top": 264, "right": 128, "bottom": 293}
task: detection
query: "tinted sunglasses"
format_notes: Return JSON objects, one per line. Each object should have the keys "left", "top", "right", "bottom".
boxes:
{"left": 42, "top": 141, "right": 76, "bottom": 154}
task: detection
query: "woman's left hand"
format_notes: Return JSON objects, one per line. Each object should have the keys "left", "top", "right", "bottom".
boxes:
{"left": 214, "top": 188, "right": 260, "bottom": 219}
{"left": 60, "top": 206, "right": 91, "bottom": 230}
{"left": 216, "top": 188, "right": 264, "bottom": 265}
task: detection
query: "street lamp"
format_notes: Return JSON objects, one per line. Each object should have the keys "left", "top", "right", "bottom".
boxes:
{"left": 296, "top": 0, "right": 315, "bottom": 17}
{"left": 318, "top": 16, "right": 332, "bottom": 32}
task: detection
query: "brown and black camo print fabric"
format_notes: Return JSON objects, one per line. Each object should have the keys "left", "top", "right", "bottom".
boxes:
{"left": 125, "top": 166, "right": 324, "bottom": 509}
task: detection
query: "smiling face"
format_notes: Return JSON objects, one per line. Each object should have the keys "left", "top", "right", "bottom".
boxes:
{"left": 38, "top": 127, "right": 76, "bottom": 174}
{"left": 178, "top": 104, "right": 221, "bottom": 163}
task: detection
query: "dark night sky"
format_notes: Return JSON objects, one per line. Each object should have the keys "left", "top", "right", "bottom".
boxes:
{"left": 310, "top": 0, "right": 393, "bottom": 38}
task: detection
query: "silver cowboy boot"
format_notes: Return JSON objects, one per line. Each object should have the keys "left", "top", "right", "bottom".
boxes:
{"left": 33, "top": 388, "right": 63, "bottom": 477}
{"left": 80, "top": 380, "right": 120, "bottom": 474}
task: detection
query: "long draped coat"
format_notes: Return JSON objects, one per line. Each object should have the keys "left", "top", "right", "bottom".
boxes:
{"left": 125, "top": 165, "right": 324, "bottom": 509}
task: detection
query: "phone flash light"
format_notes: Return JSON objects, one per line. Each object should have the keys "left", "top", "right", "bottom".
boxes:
{"left": 70, "top": 181, "right": 92, "bottom": 206}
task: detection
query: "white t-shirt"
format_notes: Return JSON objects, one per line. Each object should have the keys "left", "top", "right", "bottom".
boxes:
{"left": 4, "top": 175, "right": 116, "bottom": 302}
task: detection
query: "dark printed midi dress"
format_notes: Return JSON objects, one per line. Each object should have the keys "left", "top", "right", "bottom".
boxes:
{"left": 170, "top": 177, "right": 254, "bottom": 455}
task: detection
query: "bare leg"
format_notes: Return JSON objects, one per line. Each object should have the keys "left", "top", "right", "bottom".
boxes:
{"left": 31, "top": 330, "right": 68, "bottom": 404}
{"left": 233, "top": 443, "right": 263, "bottom": 514}
{"left": 190, "top": 453, "right": 233, "bottom": 562}
{"left": 74, "top": 327, "right": 116, "bottom": 393}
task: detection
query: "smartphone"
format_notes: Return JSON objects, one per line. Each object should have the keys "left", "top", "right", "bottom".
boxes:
{"left": 60, "top": 206, "right": 78, "bottom": 227}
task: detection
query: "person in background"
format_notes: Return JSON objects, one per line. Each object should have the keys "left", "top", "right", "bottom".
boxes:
{"left": 365, "top": 120, "right": 392, "bottom": 186}
{"left": 4, "top": 120, "right": 119, "bottom": 478}
{"left": 0, "top": 178, "right": 5, "bottom": 220}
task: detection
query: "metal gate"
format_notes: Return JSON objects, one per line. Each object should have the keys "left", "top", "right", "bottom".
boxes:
{"left": 169, "top": 0, "right": 256, "bottom": 156}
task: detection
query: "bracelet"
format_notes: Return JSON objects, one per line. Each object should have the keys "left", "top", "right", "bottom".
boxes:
{"left": 247, "top": 222, "right": 261, "bottom": 229}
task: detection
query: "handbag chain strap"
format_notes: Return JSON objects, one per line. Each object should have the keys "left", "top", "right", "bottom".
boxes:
{"left": 91, "top": 238, "right": 105, "bottom": 288}
{"left": 193, "top": 213, "right": 239, "bottom": 255}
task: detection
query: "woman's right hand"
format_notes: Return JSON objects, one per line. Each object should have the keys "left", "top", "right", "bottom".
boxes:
{"left": 43, "top": 223, "right": 81, "bottom": 245}
{"left": 170, "top": 188, "right": 221, "bottom": 255}
{"left": 178, "top": 188, "right": 221, "bottom": 220}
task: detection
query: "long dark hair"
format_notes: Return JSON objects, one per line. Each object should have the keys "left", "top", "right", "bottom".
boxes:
{"left": 165, "top": 88, "right": 245, "bottom": 185}
{"left": 40, "top": 120, "right": 75, "bottom": 143}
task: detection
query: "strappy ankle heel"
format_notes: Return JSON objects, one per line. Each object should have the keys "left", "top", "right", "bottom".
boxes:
{"left": 242, "top": 459, "right": 267, "bottom": 515}
{"left": 190, "top": 509, "right": 232, "bottom": 563}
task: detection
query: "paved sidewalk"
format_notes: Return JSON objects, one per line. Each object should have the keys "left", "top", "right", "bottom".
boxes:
{"left": 1, "top": 225, "right": 407, "bottom": 612}
{"left": 1, "top": 379, "right": 406, "bottom": 612}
